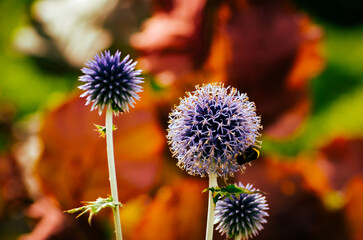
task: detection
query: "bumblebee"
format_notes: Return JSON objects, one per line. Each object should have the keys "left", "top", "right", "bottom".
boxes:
{"left": 235, "top": 145, "right": 260, "bottom": 165}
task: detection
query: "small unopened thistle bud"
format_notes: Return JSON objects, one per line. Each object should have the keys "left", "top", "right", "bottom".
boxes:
{"left": 79, "top": 50, "right": 144, "bottom": 114}
{"left": 214, "top": 183, "right": 269, "bottom": 239}
{"left": 167, "top": 83, "right": 262, "bottom": 178}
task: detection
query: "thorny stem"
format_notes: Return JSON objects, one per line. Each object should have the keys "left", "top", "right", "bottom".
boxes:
{"left": 106, "top": 108, "right": 123, "bottom": 240}
{"left": 206, "top": 173, "right": 218, "bottom": 240}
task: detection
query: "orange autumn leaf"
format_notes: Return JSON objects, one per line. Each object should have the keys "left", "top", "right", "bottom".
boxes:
{"left": 241, "top": 137, "right": 363, "bottom": 201}
{"left": 252, "top": 155, "right": 331, "bottom": 198}
{"left": 130, "top": 179, "right": 207, "bottom": 240}
{"left": 249, "top": 156, "right": 331, "bottom": 197}
{"left": 286, "top": 15, "right": 325, "bottom": 89}
{"left": 206, "top": 0, "right": 324, "bottom": 138}
{"left": 235, "top": 156, "right": 351, "bottom": 240}
{"left": 36, "top": 91, "right": 165, "bottom": 208}
{"left": 133, "top": 0, "right": 325, "bottom": 139}
{"left": 345, "top": 177, "right": 363, "bottom": 240}
{"left": 318, "top": 137, "right": 363, "bottom": 191}
{"left": 131, "top": 0, "right": 209, "bottom": 85}
{"left": 119, "top": 195, "right": 150, "bottom": 240}
{"left": 290, "top": 156, "right": 332, "bottom": 196}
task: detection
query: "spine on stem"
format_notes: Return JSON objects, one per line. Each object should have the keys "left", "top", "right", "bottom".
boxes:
{"left": 206, "top": 173, "right": 218, "bottom": 240}
{"left": 106, "top": 108, "right": 123, "bottom": 240}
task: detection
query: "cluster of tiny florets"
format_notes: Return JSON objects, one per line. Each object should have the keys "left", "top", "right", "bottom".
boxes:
{"left": 79, "top": 50, "right": 143, "bottom": 114}
{"left": 214, "top": 183, "right": 269, "bottom": 239}
{"left": 167, "top": 83, "right": 262, "bottom": 178}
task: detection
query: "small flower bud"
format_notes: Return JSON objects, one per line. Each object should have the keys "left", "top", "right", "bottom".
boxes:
{"left": 214, "top": 183, "right": 269, "bottom": 239}
{"left": 79, "top": 50, "right": 143, "bottom": 114}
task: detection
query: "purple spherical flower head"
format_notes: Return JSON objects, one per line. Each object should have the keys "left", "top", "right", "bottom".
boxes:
{"left": 214, "top": 183, "right": 269, "bottom": 239}
{"left": 79, "top": 50, "right": 143, "bottom": 114}
{"left": 167, "top": 83, "right": 262, "bottom": 178}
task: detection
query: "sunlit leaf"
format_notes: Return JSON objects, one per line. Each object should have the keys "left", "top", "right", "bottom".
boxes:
{"left": 66, "top": 196, "right": 122, "bottom": 224}
{"left": 205, "top": 184, "right": 266, "bottom": 204}
{"left": 36, "top": 92, "right": 165, "bottom": 208}
{"left": 129, "top": 179, "right": 207, "bottom": 240}
{"left": 93, "top": 124, "right": 117, "bottom": 138}
{"left": 206, "top": 0, "right": 324, "bottom": 138}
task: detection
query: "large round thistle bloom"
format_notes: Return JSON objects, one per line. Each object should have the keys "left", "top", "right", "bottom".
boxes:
{"left": 167, "top": 83, "right": 261, "bottom": 178}
{"left": 214, "top": 183, "right": 269, "bottom": 239}
{"left": 79, "top": 50, "right": 143, "bottom": 114}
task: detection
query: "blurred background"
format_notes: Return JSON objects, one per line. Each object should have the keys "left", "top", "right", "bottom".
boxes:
{"left": 1, "top": 0, "right": 363, "bottom": 239}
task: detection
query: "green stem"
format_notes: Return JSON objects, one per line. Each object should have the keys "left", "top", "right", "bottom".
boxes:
{"left": 206, "top": 173, "right": 218, "bottom": 240}
{"left": 235, "top": 235, "right": 242, "bottom": 240}
{"left": 105, "top": 108, "right": 123, "bottom": 240}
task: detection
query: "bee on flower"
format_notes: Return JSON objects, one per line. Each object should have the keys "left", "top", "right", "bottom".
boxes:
{"left": 167, "top": 82, "right": 262, "bottom": 178}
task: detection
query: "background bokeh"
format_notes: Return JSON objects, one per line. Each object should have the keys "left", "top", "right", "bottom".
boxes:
{"left": 1, "top": 0, "right": 363, "bottom": 239}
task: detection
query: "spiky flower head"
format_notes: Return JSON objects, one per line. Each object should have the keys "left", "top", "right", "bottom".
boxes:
{"left": 214, "top": 183, "right": 269, "bottom": 239}
{"left": 167, "top": 83, "right": 262, "bottom": 178}
{"left": 79, "top": 50, "right": 143, "bottom": 114}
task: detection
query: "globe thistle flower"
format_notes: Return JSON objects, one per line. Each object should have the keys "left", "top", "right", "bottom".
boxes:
{"left": 214, "top": 183, "right": 269, "bottom": 239}
{"left": 79, "top": 50, "right": 143, "bottom": 114}
{"left": 167, "top": 83, "right": 262, "bottom": 178}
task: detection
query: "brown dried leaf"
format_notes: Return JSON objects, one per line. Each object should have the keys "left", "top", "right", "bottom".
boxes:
{"left": 318, "top": 137, "right": 363, "bottom": 191}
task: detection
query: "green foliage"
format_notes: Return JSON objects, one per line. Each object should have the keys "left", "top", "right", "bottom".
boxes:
{"left": 94, "top": 124, "right": 117, "bottom": 138}
{"left": 0, "top": 1, "right": 75, "bottom": 121}
{"left": 263, "top": 25, "right": 363, "bottom": 158}
{"left": 204, "top": 184, "right": 266, "bottom": 205}
{"left": 66, "top": 196, "right": 122, "bottom": 225}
